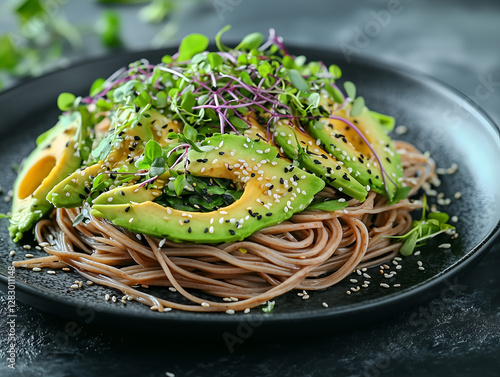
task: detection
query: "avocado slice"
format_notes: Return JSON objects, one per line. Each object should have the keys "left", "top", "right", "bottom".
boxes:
{"left": 9, "top": 113, "right": 83, "bottom": 241}
{"left": 46, "top": 110, "right": 182, "bottom": 208}
{"left": 272, "top": 122, "right": 368, "bottom": 202}
{"left": 91, "top": 134, "right": 325, "bottom": 243}
{"left": 308, "top": 105, "right": 403, "bottom": 200}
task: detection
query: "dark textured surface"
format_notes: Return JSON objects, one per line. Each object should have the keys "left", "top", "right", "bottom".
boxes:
{"left": 1, "top": 1, "right": 500, "bottom": 376}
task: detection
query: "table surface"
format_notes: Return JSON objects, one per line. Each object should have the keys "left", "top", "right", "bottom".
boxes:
{"left": 1, "top": 1, "right": 500, "bottom": 376}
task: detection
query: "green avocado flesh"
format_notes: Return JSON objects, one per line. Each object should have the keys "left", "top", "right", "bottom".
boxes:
{"left": 91, "top": 134, "right": 325, "bottom": 243}
{"left": 9, "top": 113, "right": 83, "bottom": 241}
{"left": 273, "top": 122, "right": 368, "bottom": 202}
{"left": 308, "top": 106, "right": 403, "bottom": 200}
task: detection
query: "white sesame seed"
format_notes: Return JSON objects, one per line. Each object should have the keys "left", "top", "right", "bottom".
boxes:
{"left": 322, "top": 302, "right": 329, "bottom": 308}
{"left": 201, "top": 302, "right": 210, "bottom": 308}
{"left": 225, "top": 309, "right": 235, "bottom": 315}
{"left": 32, "top": 267, "right": 41, "bottom": 272}
{"left": 244, "top": 308, "right": 251, "bottom": 314}
{"left": 414, "top": 251, "right": 421, "bottom": 256}
{"left": 9, "top": 250, "right": 15, "bottom": 257}
{"left": 350, "top": 279, "right": 358, "bottom": 284}
{"left": 168, "top": 287, "right": 177, "bottom": 292}
{"left": 105, "top": 294, "right": 110, "bottom": 301}
{"left": 380, "top": 283, "right": 390, "bottom": 288}
{"left": 438, "top": 243, "right": 451, "bottom": 249}
{"left": 394, "top": 284, "right": 401, "bottom": 288}
{"left": 363, "top": 273, "right": 371, "bottom": 279}
{"left": 417, "top": 261, "right": 423, "bottom": 267}
{"left": 418, "top": 266, "right": 425, "bottom": 271}
{"left": 47, "top": 270, "right": 56, "bottom": 275}
{"left": 71, "top": 284, "right": 79, "bottom": 289}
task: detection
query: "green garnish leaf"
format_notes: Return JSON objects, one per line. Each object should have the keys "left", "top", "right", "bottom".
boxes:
{"left": 307, "top": 92, "right": 320, "bottom": 109}
{"left": 144, "top": 139, "right": 162, "bottom": 164}
{"left": 387, "top": 195, "right": 455, "bottom": 256}
{"left": 343, "top": 81, "right": 356, "bottom": 99}
{"left": 177, "top": 33, "right": 209, "bottom": 62}
{"left": 350, "top": 96, "right": 365, "bottom": 117}
{"left": 228, "top": 116, "right": 249, "bottom": 131}
{"left": 207, "top": 52, "right": 223, "bottom": 70}
{"left": 262, "top": 301, "right": 275, "bottom": 313}
{"left": 134, "top": 90, "right": 152, "bottom": 108}
{"left": 390, "top": 186, "right": 412, "bottom": 205}
{"left": 173, "top": 174, "right": 186, "bottom": 196}
{"left": 149, "top": 157, "right": 166, "bottom": 177}
{"left": 325, "top": 84, "right": 344, "bottom": 104}
{"left": 288, "top": 69, "right": 310, "bottom": 92}
{"left": 370, "top": 111, "right": 396, "bottom": 133}
{"left": 73, "top": 206, "right": 91, "bottom": 227}
{"left": 400, "top": 230, "right": 418, "bottom": 256}
{"left": 57, "top": 93, "right": 76, "bottom": 111}
{"left": 183, "top": 123, "right": 198, "bottom": 142}
{"left": 90, "top": 78, "right": 106, "bottom": 96}
{"left": 235, "top": 32, "right": 263, "bottom": 51}
{"left": 308, "top": 200, "right": 349, "bottom": 212}
{"left": 328, "top": 64, "right": 342, "bottom": 79}
{"left": 215, "top": 25, "right": 231, "bottom": 52}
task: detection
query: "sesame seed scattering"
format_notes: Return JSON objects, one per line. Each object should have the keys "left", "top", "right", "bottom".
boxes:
{"left": 5, "top": 28, "right": 457, "bottom": 314}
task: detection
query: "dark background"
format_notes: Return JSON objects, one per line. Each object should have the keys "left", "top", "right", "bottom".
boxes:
{"left": 1, "top": 1, "right": 500, "bottom": 376}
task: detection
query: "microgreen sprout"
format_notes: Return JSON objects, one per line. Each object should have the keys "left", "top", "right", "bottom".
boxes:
{"left": 387, "top": 196, "right": 455, "bottom": 256}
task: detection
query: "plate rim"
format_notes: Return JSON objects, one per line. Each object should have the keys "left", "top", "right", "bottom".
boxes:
{"left": 1, "top": 45, "right": 500, "bottom": 330}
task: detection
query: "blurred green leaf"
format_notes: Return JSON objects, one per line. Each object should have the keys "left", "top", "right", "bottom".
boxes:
{"left": 139, "top": 0, "right": 173, "bottom": 23}
{"left": 99, "top": 10, "right": 122, "bottom": 48}
{"left": 0, "top": 35, "right": 20, "bottom": 70}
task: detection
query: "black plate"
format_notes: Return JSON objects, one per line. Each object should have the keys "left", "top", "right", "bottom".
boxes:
{"left": 1, "top": 47, "right": 499, "bottom": 338}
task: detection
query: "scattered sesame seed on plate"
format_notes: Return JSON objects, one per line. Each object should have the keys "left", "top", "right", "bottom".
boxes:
{"left": 47, "top": 270, "right": 56, "bottom": 275}
{"left": 322, "top": 302, "right": 329, "bottom": 308}
{"left": 32, "top": 267, "right": 41, "bottom": 272}
{"left": 225, "top": 309, "right": 235, "bottom": 315}
{"left": 380, "top": 283, "right": 390, "bottom": 288}
{"left": 439, "top": 243, "right": 451, "bottom": 249}
{"left": 244, "top": 308, "right": 251, "bottom": 314}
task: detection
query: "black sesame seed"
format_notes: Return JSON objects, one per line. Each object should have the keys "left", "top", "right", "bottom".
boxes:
{"left": 204, "top": 227, "right": 209, "bottom": 233}
{"left": 367, "top": 169, "right": 372, "bottom": 174}
{"left": 251, "top": 173, "right": 255, "bottom": 177}
{"left": 120, "top": 190, "right": 125, "bottom": 196}
{"left": 342, "top": 173, "right": 351, "bottom": 181}
{"left": 314, "top": 159, "right": 321, "bottom": 164}
{"left": 288, "top": 187, "right": 293, "bottom": 192}
{"left": 125, "top": 206, "right": 131, "bottom": 212}
{"left": 78, "top": 194, "right": 85, "bottom": 199}
{"left": 257, "top": 215, "right": 262, "bottom": 220}
{"left": 369, "top": 178, "right": 373, "bottom": 185}
{"left": 229, "top": 229, "right": 236, "bottom": 235}
{"left": 280, "top": 178, "right": 284, "bottom": 184}
{"left": 336, "top": 165, "right": 341, "bottom": 170}
{"left": 184, "top": 219, "right": 190, "bottom": 223}
{"left": 266, "top": 212, "right": 272, "bottom": 216}
{"left": 134, "top": 135, "right": 141, "bottom": 140}
{"left": 218, "top": 151, "right": 225, "bottom": 155}
{"left": 386, "top": 157, "right": 392, "bottom": 163}
{"left": 188, "top": 227, "right": 192, "bottom": 233}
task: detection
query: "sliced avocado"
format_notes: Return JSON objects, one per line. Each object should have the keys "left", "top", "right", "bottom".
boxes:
{"left": 308, "top": 105, "right": 403, "bottom": 200}
{"left": 91, "top": 134, "right": 325, "bottom": 243}
{"left": 273, "top": 122, "right": 367, "bottom": 202}
{"left": 9, "top": 113, "right": 83, "bottom": 241}
{"left": 47, "top": 110, "right": 182, "bottom": 208}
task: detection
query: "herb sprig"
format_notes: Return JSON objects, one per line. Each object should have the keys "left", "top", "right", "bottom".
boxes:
{"left": 388, "top": 196, "right": 455, "bottom": 256}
